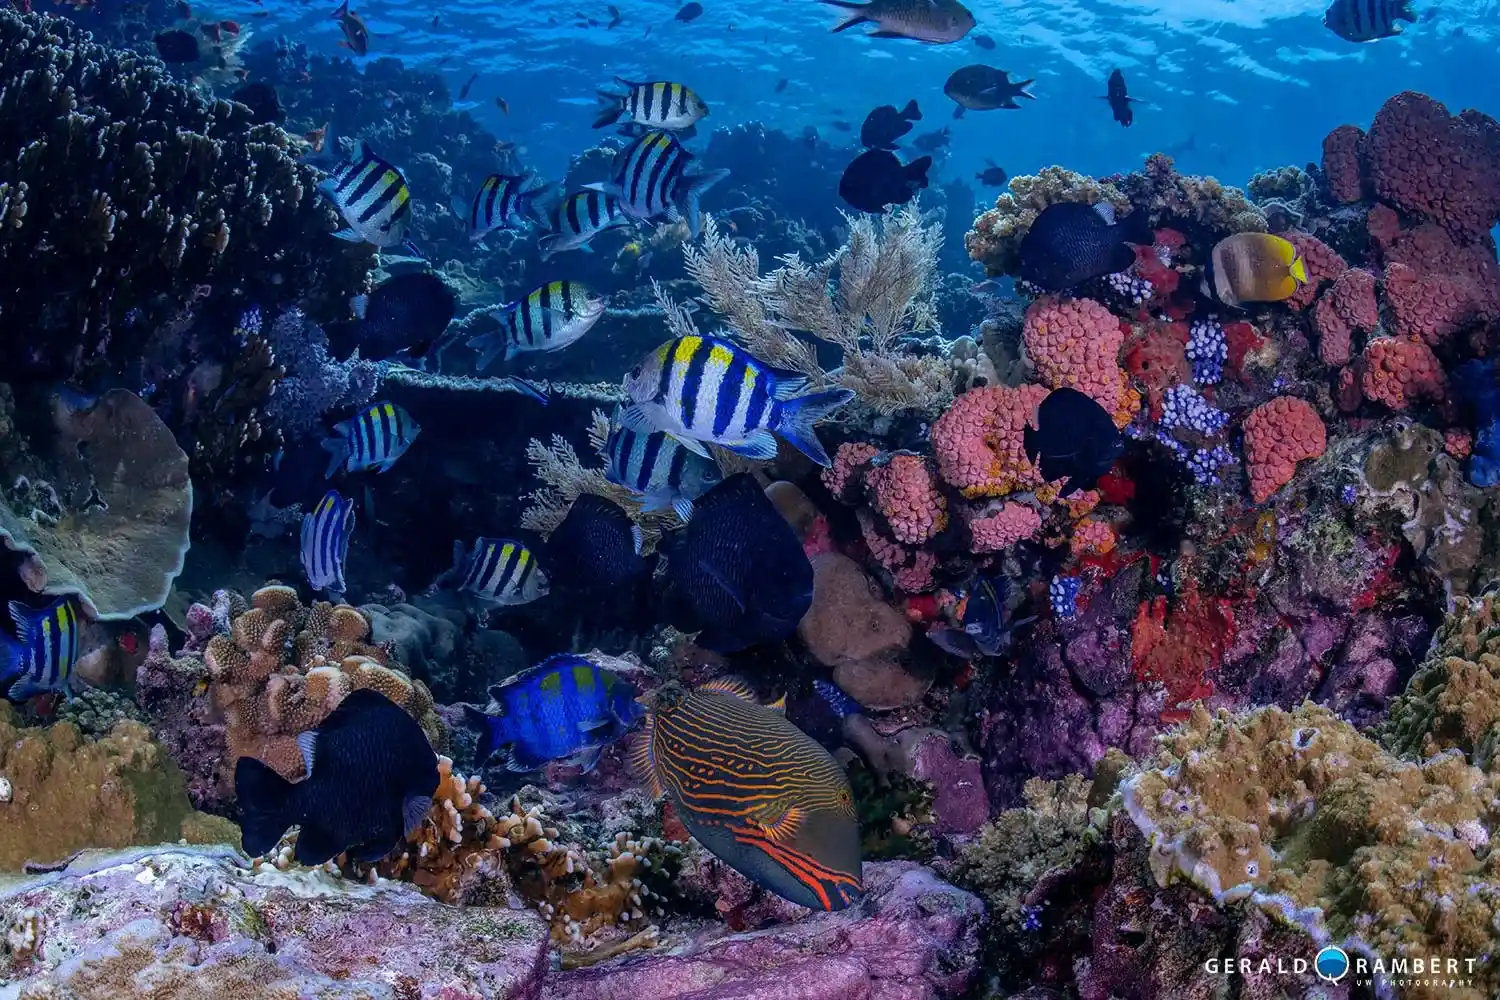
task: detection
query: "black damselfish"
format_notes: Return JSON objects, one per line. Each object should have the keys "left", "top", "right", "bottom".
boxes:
{"left": 545, "top": 494, "right": 653, "bottom": 605}
{"left": 1023, "top": 387, "right": 1124, "bottom": 497}
{"left": 839, "top": 149, "right": 931, "bottom": 213}
{"left": 343, "top": 272, "right": 457, "bottom": 360}
{"left": 1016, "top": 201, "right": 1140, "bottom": 291}
{"left": 657, "top": 474, "right": 813, "bottom": 652}
{"left": 860, "top": 99, "right": 921, "bottom": 150}
{"left": 235, "top": 689, "right": 439, "bottom": 866}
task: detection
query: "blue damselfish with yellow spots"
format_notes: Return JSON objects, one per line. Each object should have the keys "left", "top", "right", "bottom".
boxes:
{"left": 462, "top": 654, "right": 644, "bottom": 772}
{"left": 0, "top": 596, "right": 83, "bottom": 702}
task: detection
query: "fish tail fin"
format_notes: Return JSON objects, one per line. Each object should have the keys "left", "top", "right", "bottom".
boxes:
{"left": 592, "top": 92, "right": 624, "bottom": 129}
{"left": 0, "top": 633, "right": 24, "bottom": 691}
{"left": 906, "top": 155, "right": 933, "bottom": 189}
{"left": 319, "top": 435, "right": 349, "bottom": 479}
{"left": 776, "top": 388, "right": 856, "bottom": 467}
{"left": 234, "top": 756, "right": 296, "bottom": 857}
{"left": 821, "top": 0, "right": 871, "bottom": 31}
{"left": 1289, "top": 253, "right": 1308, "bottom": 284}
{"left": 901, "top": 99, "right": 921, "bottom": 120}
{"left": 330, "top": 0, "right": 348, "bottom": 20}
{"left": 676, "top": 168, "right": 730, "bottom": 239}
{"left": 462, "top": 705, "right": 507, "bottom": 765}
{"left": 519, "top": 182, "right": 557, "bottom": 228}
{"left": 1017, "top": 79, "right": 1036, "bottom": 99}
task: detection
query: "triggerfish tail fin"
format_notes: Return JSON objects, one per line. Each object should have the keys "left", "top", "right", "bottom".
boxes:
{"left": 774, "top": 388, "right": 857, "bottom": 467}
{"left": 678, "top": 168, "right": 730, "bottom": 239}
{"left": 234, "top": 756, "right": 297, "bottom": 857}
{"left": 462, "top": 705, "right": 507, "bottom": 765}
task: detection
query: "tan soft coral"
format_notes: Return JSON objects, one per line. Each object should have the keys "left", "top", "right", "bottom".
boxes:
{"left": 0, "top": 703, "right": 237, "bottom": 870}
{"left": 210, "top": 584, "right": 443, "bottom": 781}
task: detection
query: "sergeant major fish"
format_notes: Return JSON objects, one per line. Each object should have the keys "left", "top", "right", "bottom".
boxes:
{"left": 594, "top": 77, "right": 708, "bottom": 133}
{"left": 0, "top": 596, "right": 82, "bottom": 702}
{"left": 456, "top": 537, "right": 549, "bottom": 607}
{"left": 301, "top": 490, "right": 356, "bottom": 595}
{"left": 320, "top": 401, "right": 420, "bottom": 478}
{"left": 1323, "top": 0, "right": 1417, "bottom": 42}
{"left": 538, "top": 190, "right": 632, "bottom": 259}
{"left": 632, "top": 678, "right": 863, "bottom": 911}
{"left": 620, "top": 335, "right": 854, "bottom": 466}
{"left": 604, "top": 415, "right": 723, "bottom": 521}
{"left": 590, "top": 131, "right": 728, "bottom": 238}
{"left": 318, "top": 142, "right": 412, "bottom": 247}
{"left": 462, "top": 654, "right": 645, "bottom": 772}
{"left": 467, "top": 280, "right": 605, "bottom": 370}
{"left": 468, "top": 174, "right": 554, "bottom": 240}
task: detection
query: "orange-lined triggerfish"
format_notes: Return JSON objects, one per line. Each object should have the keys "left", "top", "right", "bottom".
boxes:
{"left": 633, "top": 678, "right": 864, "bottom": 911}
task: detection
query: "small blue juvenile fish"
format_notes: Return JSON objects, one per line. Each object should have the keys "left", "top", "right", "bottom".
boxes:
{"left": 301, "top": 490, "right": 356, "bottom": 595}
{"left": 463, "top": 654, "right": 644, "bottom": 771}
{"left": 321, "top": 401, "right": 421, "bottom": 477}
{"left": 0, "top": 596, "right": 82, "bottom": 701}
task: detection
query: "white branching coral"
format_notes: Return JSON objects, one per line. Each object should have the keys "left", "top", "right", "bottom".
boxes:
{"left": 674, "top": 205, "right": 955, "bottom": 415}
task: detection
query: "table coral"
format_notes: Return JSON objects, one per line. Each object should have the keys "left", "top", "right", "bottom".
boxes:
{"left": 1321, "top": 123, "right": 1367, "bottom": 203}
{"left": 1022, "top": 296, "right": 1127, "bottom": 413}
{"left": 964, "top": 166, "right": 1131, "bottom": 276}
{"left": 930, "top": 384, "right": 1048, "bottom": 498}
{"left": 0, "top": 10, "right": 366, "bottom": 383}
{"left": 1241, "top": 396, "right": 1327, "bottom": 503}
{"left": 1311, "top": 267, "right": 1378, "bottom": 366}
{"left": 1358, "top": 336, "right": 1446, "bottom": 411}
{"left": 0, "top": 702, "right": 236, "bottom": 871}
{"left": 206, "top": 584, "right": 444, "bottom": 782}
{"left": 1366, "top": 90, "right": 1500, "bottom": 242}
{"left": 0, "top": 388, "right": 191, "bottom": 620}
{"left": 1122, "top": 702, "right": 1500, "bottom": 1000}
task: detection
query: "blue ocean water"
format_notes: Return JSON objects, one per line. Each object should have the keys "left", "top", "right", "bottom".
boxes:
{"left": 231, "top": 0, "right": 1494, "bottom": 188}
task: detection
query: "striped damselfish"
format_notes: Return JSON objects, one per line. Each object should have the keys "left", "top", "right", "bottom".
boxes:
{"left": 1323, "top": 0, "right": 1416, "bottom": 42}
{"left": 317, "top": 141, "right": 413, "bottom": 248}
{"left": 467, "top": 280, "right": 605, "bottom": 370}
{"left": 321, "top": 401, "right": 421, "bottom": 478}
{"left": 462, "top": 654, "right": 645, "bottom": 771}
{"left": 300, "top": 490, "right": 355, "bottom": 595}
{"left": 593, "top": 78, "right": 708, "bottom": 133}
{"left": 457, "top": 537, "right": 549, "bottom": 607}
{"left": 590, "top": 130, "right": 728, "bottom": 238}
{"left": 603, "top": 411, "right": 723, "bottom": 522}
{"left": 0, "top": 596, "right": 82, "bottom": 702}
{"left": 467, "top": 173, "right": 554, "bottom": 241}
{"left": 538, "top": 190, "right": 632, "bottom": 259}
{"left": 633, "top": 678, "right": 863, "bottom": 911}
{"left": 620, "top": 335, "right": 855, "bottom": 467}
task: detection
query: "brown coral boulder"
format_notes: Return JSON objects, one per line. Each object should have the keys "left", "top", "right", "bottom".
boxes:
{"left": 0, "top": 703, "right": 236, "bottom": 871}
{"left": 797, "top": 553, "right": 927, "bottom": 709}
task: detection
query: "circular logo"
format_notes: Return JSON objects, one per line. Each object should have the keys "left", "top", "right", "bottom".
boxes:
{"left": 1315, "top": 946, "right": 1350, "bottom": 983}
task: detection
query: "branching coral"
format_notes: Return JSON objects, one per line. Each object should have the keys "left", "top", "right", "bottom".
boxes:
{"left": 678, "top": 206, "right": 956, "bottom": 415}
{"left": 0, "top": 701, "right": 237, "bottom": 870}
{"left": 1123, "top": 702, "right": 1500, "bottom": 1000}
{"left": 518, "top": 410, "right": 682, "bottom": 539}
{"left": 0, "top": 387, "right": 191, "bottom": 619}
{"left": 205, "top": 584, "right": 443, "bottom": 782}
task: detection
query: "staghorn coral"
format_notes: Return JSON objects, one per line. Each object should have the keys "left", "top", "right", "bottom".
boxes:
{"left": 1122, "top": 702, "right": 1500, "bottom": 1000}
{"left": 0, "top": 702, "right": 238, "bottom": 871}
{"left": 0, "top": 10, "right": 367, "bottom": 383}
{"left": 965, "top": 165, "right": 1131, "bottom": 276}
{"left": 206, "top": 584, "right": 443, "bottom": 782}
{"left": 518, "top": 410, "right": 682, "bottom": 539}
{"left": 1240, "top": 396, "right": 1327, "bottom": 503}
{"left": 677, "top": 206, "right": 955, "bottom": 416}
{"left": 0, "top": 387, "right": 191, "bottom": 619}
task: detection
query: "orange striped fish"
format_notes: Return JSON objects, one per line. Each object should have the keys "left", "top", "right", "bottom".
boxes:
{"left": 633, "top": 678, "right": 863, "bottom": 911}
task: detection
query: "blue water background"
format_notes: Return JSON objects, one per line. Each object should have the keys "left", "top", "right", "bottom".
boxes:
{"left": 220, "top": 0, "right": 1498, "bottom": 191}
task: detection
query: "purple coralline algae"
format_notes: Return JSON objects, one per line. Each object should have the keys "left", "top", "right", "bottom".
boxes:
{"left": 261, "top": 308, "right": 385, "bottom": 437}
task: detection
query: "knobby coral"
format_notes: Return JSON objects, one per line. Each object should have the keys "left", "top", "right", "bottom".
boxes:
{"left": 0, "top": 387, "right": 191, "bottom": 619}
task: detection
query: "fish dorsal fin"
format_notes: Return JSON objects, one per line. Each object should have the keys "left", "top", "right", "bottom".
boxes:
{"left": 6, "top": 600, "right": 34, "bottom": 643}
{"left": 1092, "top": 202, "right": 1117, "bottom": 225}
{"left": 296, "top": 730, "right": 319, "bottom": 776}
{"left": 764, "top": 694, "right": 787, "bottom": 714}
{"left": 359, "top": 140, "right": 376, "bottom": 162}
{"left": 698, "top": 676, "right": 759, "bottom": 704}
{"left": 627, "top": 722, "right": 665, "bottom": 798}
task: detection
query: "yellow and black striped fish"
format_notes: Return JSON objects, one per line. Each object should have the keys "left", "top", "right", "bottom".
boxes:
{"left": 598, "top": 131, "right": 728, "bottom": 238}
{"left": 467, "top": 280, "right": 605, "bottom": 370}
{"left": 317, "top": 141, "right": 413, "bottom": 248}
{"left": 0, "top": 596, "right": 82, "bottom": 702}
{"left": 538, "top": 190, "right": 632, "bottom": 260}
{"left": 321, "top": 400, "right": 421, "bottom": 478}
{"left": 594, "top": 78, "right": 709, "bottom": 133}
{"left": 458, "top": 537, "right": 549, "bottom": 607}
{"left": 632, "top": 678, "right": 863, "bottom": 911}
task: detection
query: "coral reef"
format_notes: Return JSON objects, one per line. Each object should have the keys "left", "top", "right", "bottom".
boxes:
{"left": 965, "top": 166, "right": 1131, "bottom": 276}
{"left": 0, "top": 388, "right": 191, "bottom": 619}
{"left": 0, "top": 702, "right": 236, "bottom": 871}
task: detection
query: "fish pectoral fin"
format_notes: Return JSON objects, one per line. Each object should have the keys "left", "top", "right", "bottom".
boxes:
{"left": 402, "top": 794, "right": 432, "bottom": 838}
{"left": 667, "top": 431, "right": 712, "bottom": 458}
{"left": 722, "top": 430, "right": 778, "bottom": 460}
{"left": 697, "top": 558, "right": 747, "bottom": 611}
{"left": 296, "top": 730, "right": 319, "bottom": 776}
{"left": 748, "top": 803, "right": 806, "bottom": 843}
{"left": 615, "top": 404, "right": 661, "bottom": 435}
{"left": 330, "top": 228, "right": 366, "bottom": 242}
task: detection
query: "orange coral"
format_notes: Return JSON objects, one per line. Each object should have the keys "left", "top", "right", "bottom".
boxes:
{"left": 1131, "top": 586, "right": 1234, "bottom": 722}
{"left": 1071, "top": 517, "right": 1116, "bottom": 557}
{"left": 1022, "top": 296, "right": 1128, "bottom": 413}
{"left": 930, "top": 384, "right": 1049, "bottom": 498}
{"left": 968, "top": 503, "right": 1043, "bottom": 553}
{"left": 1241, "top": 397, "right": 1327, "bottom": 503}
{"left": 866, "top": 453, "right": 947, "bottom": 545}
{"left": 1286, "top": 233, "right": 1347, "bottom": 311}
{"left": 1358, "top": 337, "right": 1447, "bottom": 411}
